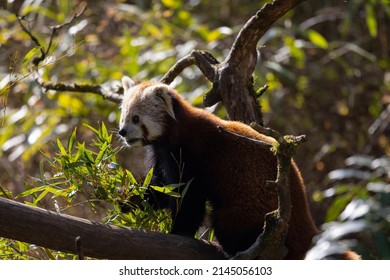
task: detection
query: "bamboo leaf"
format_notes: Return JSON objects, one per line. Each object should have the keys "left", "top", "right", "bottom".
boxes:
{"left": 142, "top": 168, "right": 154, "bottom": 188}
{"left": 95, "top": 141, "right": 108, "bottom": 164}
{"left": 83, "top": 124, "right": 99, "bottom": 135}
{"left": 56, "top": 139, "right": 67, "bottom": 156}
{"left": 22, "top": 46, "right": 43, "bottom": 65}
{"left": 67, "top": 127, "right": 77, "bottom": 153}
{"left": 126, "top": 170, "right": 137, "bottom": 185}
{"left": 16, "top": 186, "right": 48, "bottom": 198}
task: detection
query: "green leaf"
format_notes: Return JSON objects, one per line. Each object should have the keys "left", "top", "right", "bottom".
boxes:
{"left": 95, "top": 141, "right": 108, "bottom": 164}
{"left": 325, "top": 192, "right": 354, "bottom": 222}
{"left": 161, "top": 0, "right": 181, "bottom": 9}
{"left": 100, "top": 122, "right": 109, "bottom": 140}
{"left": 22, "top": 46, "right": 43, "bottom": 65}
{"left": 56, "top": 139, "right": 67, "bottom": 156}
{"left": 83, "top": 124, "right": 99, "bottom": 135}
{"left": 150, "top": 184, "right": 182, "bottom": 198}
{"left": 142, "top": 168, "right": 154, "bottom": 188}
{"left": 39, "top": 161, "right": 46, "bottom": 185}
{"left": 67, "top": 128, "right": 77, "bottom": 153}
{"left": 33, "top": 189, "right": 50, "bottom": 205}
{"left": 181, "top": 178, "right": 193, "bottom": 198}
{"left": 75, "top": 142, "right": 85, "bottom": 161}
{"left": 365, "top": 3, "right": 378, "bottom": 38}
{"left": 126, "top": 170, "right": 138, "bottom": 186}
{"left": 16, "top": 185, "right": 48, "bottom": 198}
{"left": 83, "top": 150, "right": 95, "bottom": 164}
{"left": 307, "top": 30, "right": 328, "bottom": 49}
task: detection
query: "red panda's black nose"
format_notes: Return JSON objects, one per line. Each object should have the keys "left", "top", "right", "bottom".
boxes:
{"left": 118, "top": 129, "right": 127, "bottom": 137}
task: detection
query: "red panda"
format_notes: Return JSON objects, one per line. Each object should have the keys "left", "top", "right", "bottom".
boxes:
{"left": 118, "top": 76, "right": 359, "bottom": 259}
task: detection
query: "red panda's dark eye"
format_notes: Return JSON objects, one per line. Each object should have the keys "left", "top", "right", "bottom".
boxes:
{"left": 132, "top": 115, "right": 140, "bottom": 124}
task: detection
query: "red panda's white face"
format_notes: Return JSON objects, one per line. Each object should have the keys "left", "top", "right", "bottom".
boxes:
{"left": 118, "top": 76, "right": 176, "bottom": 147}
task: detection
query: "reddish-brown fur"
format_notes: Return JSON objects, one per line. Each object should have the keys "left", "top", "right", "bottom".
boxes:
{"left": 119, "top": 80, "right": 360, "bottom": 259}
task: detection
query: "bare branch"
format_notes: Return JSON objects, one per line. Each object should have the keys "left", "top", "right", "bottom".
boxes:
{"left": 34, "top": 75, "right": 123, "bottom": 103}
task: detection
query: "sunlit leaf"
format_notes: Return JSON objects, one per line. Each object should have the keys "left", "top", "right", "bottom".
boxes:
{"left": 328, "top": 169, "right": 371, "bottom": 181}
{"left": 339, "top": 199, "right": 371, "bottom": 221}
{"left": 142, "top": 168, "right": 154, "bottom": 188}
{"left": 56, "top": 139, "right": 67, "bottom": 156}
{"left": 161, "top": 0, "right": 181, "bottom": 9}
{"left": 83, "top": 124, "right": 99, "bottom": 135}
{"left": 22, "top": 46, "right": 43, "bottom": 65}
{"left": 16, "top": 186, "right": 48, "bottom": 198}
{"left": 150, "top": 183, "right": 184, "bottom": 198}
{"left": 307, "top": 30, "right": 328, "bottom": 49}
{"left": 126, "top": 170, "right": 137, "bottom": 186}
{"left": 325, "top": 193, "right": 354, "bottom": 222}
{"left": 367, "top": 182, "right": 390, "bottom": 193}
{"left": 67, "top": 128, "right": 77, "bottom": 153}
{"left": 95, "top": 141, "right": 108, "bottom": 164}
{"left": 345, "top": 154, "right": 374, "bottom": 168}
{"left": 365, "top": 3, "right": 378, "bottom": 38}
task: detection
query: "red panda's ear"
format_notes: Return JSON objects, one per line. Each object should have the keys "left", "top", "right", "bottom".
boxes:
{"left": 156, "top": 88, "right": 176, "bottom": 120}
{"left": 121, "top": 76, "right": 135, "bottom": 91}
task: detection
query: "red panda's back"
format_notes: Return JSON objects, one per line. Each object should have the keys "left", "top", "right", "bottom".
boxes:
{"left": 203, "top": 120, "right": 318, "bottom": 259}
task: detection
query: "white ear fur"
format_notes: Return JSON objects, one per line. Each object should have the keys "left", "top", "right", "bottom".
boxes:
{"left": 121, "top": 76, "right": 135, "bottom": 91}
{"left": 157, "top": 89, "right": 176, "bottom": 120}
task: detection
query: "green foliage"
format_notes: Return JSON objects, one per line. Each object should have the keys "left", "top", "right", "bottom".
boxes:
{"left": 0, "top": 237, "right": 80, "bottom": 260}
{"left": 20, "top": 123, "right": 173, "bottom": 231}
{"left": 0, "top": 122, "right": 179, "bottom": 259}
{"left": 312, "top": 155, "right": 390, "bottom": 259}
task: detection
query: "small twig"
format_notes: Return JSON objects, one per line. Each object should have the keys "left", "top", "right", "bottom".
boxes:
{"left": 16, "top": 2, "right": 123, "bottom": 103}
{"left": 46, "top": 2, "right": 87, "bottom": 61}
{"left": 17, "top": 16, "right": 46, "bottom": 63}
{"left": 34, "top": 77, "right": 123, "bottom": 103}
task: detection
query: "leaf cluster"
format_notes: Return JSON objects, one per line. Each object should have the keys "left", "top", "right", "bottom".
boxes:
{"left": 0, "top": 123, "right": 183, "bottom": 259}
{"left": 311, "top": 154, "right": 390, "bottom": 259}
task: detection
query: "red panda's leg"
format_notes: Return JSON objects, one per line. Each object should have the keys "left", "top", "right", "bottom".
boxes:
{"left": 171, "top": 181, "right": 207, "bottom": 237}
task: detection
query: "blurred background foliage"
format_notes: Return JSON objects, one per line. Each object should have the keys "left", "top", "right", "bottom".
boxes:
{"left": 0, "top": 0, "right": 389, "bottom": 259}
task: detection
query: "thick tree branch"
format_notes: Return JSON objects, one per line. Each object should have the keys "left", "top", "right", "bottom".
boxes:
{"left": 0, "top": 197, "right": 225, "bottom": 260}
